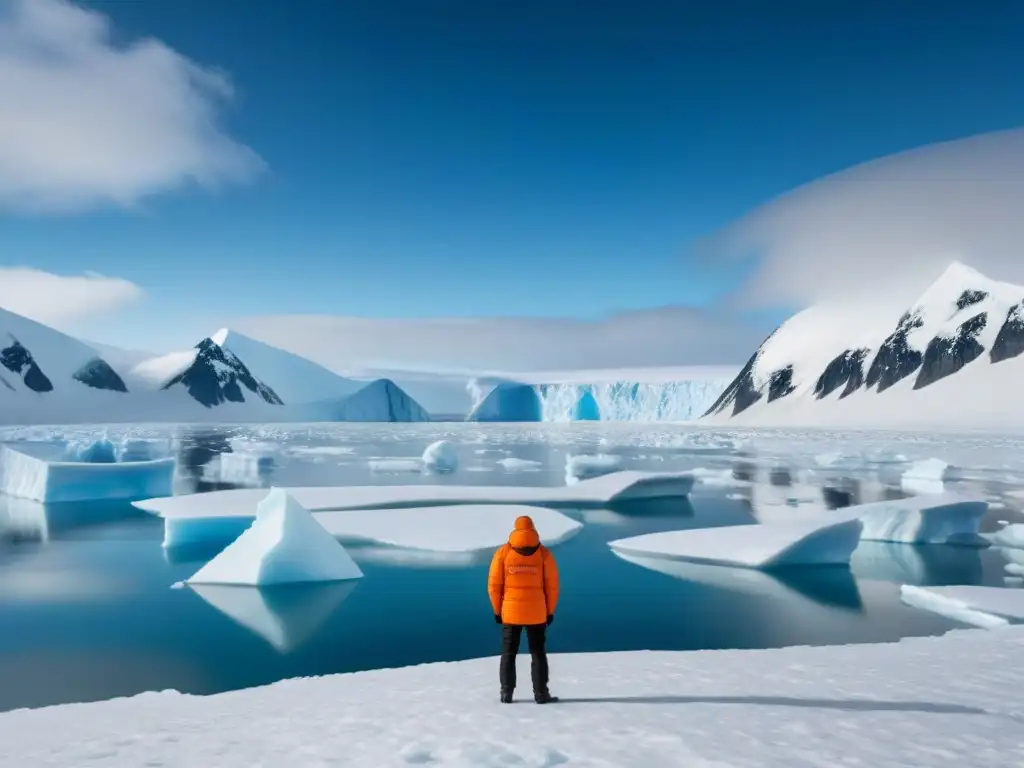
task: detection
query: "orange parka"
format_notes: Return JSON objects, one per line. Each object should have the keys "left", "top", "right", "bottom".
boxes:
{"left": 488, "top": 515, "right": 560, "bottom": 626}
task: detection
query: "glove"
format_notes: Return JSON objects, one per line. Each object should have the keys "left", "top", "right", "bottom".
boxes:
{"left": 494, "top": 614, "right": 502, "bottom": 625}
{"left": 546, "top": 614, "right": 554, "bottom": 626}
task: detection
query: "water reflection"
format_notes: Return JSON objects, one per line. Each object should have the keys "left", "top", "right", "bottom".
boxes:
{"left": 612, "top": 550, "right": 862, "bottom": 612}
{"left": 851, "top": 541, "right": 985, "bottom": 586}
{"left": 0, "top": 497, "right": 142, "bottom": 546}
{"left": 189, "top": 581, "right": 358, "bottom": 653}
{"left": 176, "top": 428, "right": 269, "bottom": 494}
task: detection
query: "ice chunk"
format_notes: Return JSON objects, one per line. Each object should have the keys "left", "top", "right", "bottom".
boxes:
{"left": 900, "top": 585, "right": 1024, "bottom": 629}
{"left": 317, "top": 504, "right": 581, "bottom": 553}
{"left": 421, "top": 440, "right": 458, "bottom": 474}
{"left": 63, "top": 437, "right": 116, "bottom": 463}
{"left": 753, "top": 490, "right": 988, "bottom": 545}
{"left": 189, "top": 582, "right": 357, "bottom": 652}
{"left": 205, "top": 451, "right": 275, "bottom": 485}
{"left": 187, "top": 488, "right": 364, "bottom": 586}
{"left": 139, "top": 470, "right": 695, "bottom": 548}
{"left": 0, "top": 445, "right": 175, "bottom": 503}
{"left": 608, "top": 518, "right": 863, "bottom": 568}
{"left": 901, "top": 458, "right": 961, "bottom": 495}
{"left": 985, "top": 523, "right": 1024, "bottom": 550}
{"left": 691, "top": 467, "right": 740, "bottom": 487}
{"left": 566, "top": 453, "right": 623, "bottom": 483}
{"left": 466, "top": 382, "right": 542, "bottom": 422}
{"left": 497, "top": 457, "right": 542, "bottom": 472}
{"left": 116, "top": 438, "right": 168, "bottom": 462}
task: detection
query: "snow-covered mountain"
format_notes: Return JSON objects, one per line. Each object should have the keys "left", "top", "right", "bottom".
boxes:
{"left": 703, "top": 262, "right": 1024, "bottom": 428}
{"left": 299, "top": 379, "right": 431, "bottom": 422}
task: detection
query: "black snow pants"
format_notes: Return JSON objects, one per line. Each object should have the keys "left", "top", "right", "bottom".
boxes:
{"left": 499, "top": 623, "right": 549, "bottom": 695}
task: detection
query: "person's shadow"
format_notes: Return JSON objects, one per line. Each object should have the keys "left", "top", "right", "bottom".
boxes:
{"left": 552, "top": 695, "right": 1006, "bottom": 717}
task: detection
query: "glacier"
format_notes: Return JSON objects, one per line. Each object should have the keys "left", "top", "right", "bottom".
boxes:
{"left": 188, "top": 488, "right": 364, "bottom": 586}
{"left": 467, "top": 375, "right": 733, "bottom": 422}
{"left": 0, "top": 442, "right": 176, "bottom": 503}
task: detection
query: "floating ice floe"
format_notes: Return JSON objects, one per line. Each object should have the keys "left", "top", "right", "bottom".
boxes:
{"left": 900, "top": 585, "right": 1024, "bottom": 629}
{"left": 690, "top": 467, "right": 740, "bottom": 487}
{"left": 317, "top": 504, "right": 581, "bottom": 553}
{"left": 187, "top": 489, "right": 364, "bottom": 586}
{"left": 608, "top": 517, "right": 863, "bottom": 568}
{"left": 137, "top": 470, "right": 695, "bottom": 548}
{"left": 421, "top": 440, "right": 458, "bottom": 474}
{"left": 985, "top": 523, "right": 1024, "bottom": 550}
{"left": 753, "top": 490, "right": 988, "bottom": 545}
{"left": 189, "top": 581, "right": 358, "bottom": 653}
{"left": 368, "top": 458, "right": 423, "bottom": 473}
{"left": 497, "top": 457, "right": 542, "bottom": 472}
{"left": 900, "top": 458, "right": 962, "bottom": 495}
{"left": 565, "top": 453, "right": 623, "bottom": 484}
{"left": 0, "top": 443, "right": 176, "bottom": 503}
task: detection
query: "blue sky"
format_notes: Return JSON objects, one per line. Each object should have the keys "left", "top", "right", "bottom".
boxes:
{"left": 5, "top": 0, "right": 1024, "bottom": 355}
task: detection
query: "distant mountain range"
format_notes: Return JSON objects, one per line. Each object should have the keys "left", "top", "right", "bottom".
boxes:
{"left": 0, "top": 310, "right": 429, "bottom": 425}
{"left": 703, "top": 262, "right": 1024, "bottom": 428}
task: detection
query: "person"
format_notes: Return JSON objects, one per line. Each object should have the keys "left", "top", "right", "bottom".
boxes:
{"left": 487, "top": 514, "right": 560, "bottom": 704}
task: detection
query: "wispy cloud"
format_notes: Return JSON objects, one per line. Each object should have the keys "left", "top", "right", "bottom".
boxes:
{"left": 699, "top": 128, "right": 1024, "bottom": 310}
{"left": 0, "top": 0, "right": 262, "bottom": 212}
{"left": 0, "top": 267, "right": 144, "bottom": 327}
{"left": 235, "top": 307, "right": 765, "bottom": 373}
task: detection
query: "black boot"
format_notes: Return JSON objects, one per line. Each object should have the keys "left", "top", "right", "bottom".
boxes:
{"left": 500, "top": 689, "right": 513, "bottom": 703}
{"left": 534, "top": 690, "right": 559, "bottom": 704}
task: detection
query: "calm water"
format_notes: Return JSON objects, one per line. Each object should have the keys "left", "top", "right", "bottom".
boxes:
{"left": 0, "top": 423, "right": 1019, "bottom": 712}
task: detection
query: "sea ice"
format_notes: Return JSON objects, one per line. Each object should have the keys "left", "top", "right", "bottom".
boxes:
{"left": 139, "top": 470, "right": 696, "bottom": 548}
{"left": 565, "top": 453, "right": 623, "bottom": 483}
{"left": 205, "top": 451, "right": 275, "bottom": 485}
{"left": 608, "top": 517, "right": 863, "bottom": 568}
{"left": 497, "top": 457, "right": 542, "bottom": 472}
{"left": 187, "top": 488, "right": 364, "bottom": 586}
{"left": 421, "top": 440, "right": 458, "bottom": 474}
{"left": 189, "top": 581, "right": 358, "bottom": 653}
{"left": 6, "top": 626, "right": 1021, "bottom": 766}
{"left": 0, "top": 444, "right": 176, "bottom": 503}
{"left": 900, "top": 585, "right": 1024, "bottom": 629}
{"left": 367, "top": 458, "right": 422, "bottom": 473}
{"left": 315, "top": 504, "right": 581, "bottom": 553}
{"left": 752, "top": 489, "right": 988, "bottom": 545}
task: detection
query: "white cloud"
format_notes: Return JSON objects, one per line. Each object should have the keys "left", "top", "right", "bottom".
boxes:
{"left": 0, "top": 0, "right": 261, "bottom": 212}
{"left": 699, "top": 128, "right": 1024, "bottom": 310}
{"left": 0, "top": 267, "right": 144, "bottom": 326}
{"left": 234, "top": 307, "right": 766, "bottom": 374}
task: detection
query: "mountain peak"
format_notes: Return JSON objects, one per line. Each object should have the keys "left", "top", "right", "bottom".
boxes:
{"left": 210, "top": 328, "right": 231, "bottom": 346}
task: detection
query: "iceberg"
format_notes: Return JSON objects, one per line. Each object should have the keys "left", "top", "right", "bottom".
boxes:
{"left": 0, "top": 444, "right": 175, "bottom": 503}
{"left": 303, "top": 379, "right": 430, "bottom": 422}
{"left": 466, "top": 382, "right": 542, "bottom": 422}
{"left": 900, "top": 585, "right": 1024, "bottom": 629}
{"left": 900, "top": 458, "right": 961, "bottom": 495}
{"left": 421, "top": 440, "right": 458, "bottom": 474}
{"left": 63, "top": 437, "right": 116, "bottom": 463}
{"left": 116, "top": 438, "right": 169, "bottom": 462}
{"left": 565, "top": 453, "right": 623, "bottom": 483}
{"left": 187, "top": 488, "right": 364, "bottom": 586}
{"left": 608, "top": 517, "right": 864, "bottom": 568}
{"left": 315, "top": 504, "right": 581, "bottom": 553}
{"left": 189, "top": 581, "right": 357, "bottom": 653}
{"left": 138, "top": 470, "right": 695, "bottom": 548}
{"left": 752, "top": 490, "right": 989, "bottom": 545}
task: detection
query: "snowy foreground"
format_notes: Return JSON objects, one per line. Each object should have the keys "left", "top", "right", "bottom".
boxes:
{"left": 2, "top": 629, "right": 1022, "bottom": 767}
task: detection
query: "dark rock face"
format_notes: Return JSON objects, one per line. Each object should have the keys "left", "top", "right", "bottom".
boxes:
{"left": 72, "top": 357, "right": 128, "bottom": 392}
{"left": 914, "top": 312, "right": 987, "bottom": 389}
{"left": 990, "top": 302, "right": 1024, "bottom": 364}
{"left": 814, "top": 348, "right": 868, "bottom": 400}
{"left": 0, "top": 337, "right": 53, "bottom": 393}
{"left": 703, "top": 351, "right": 762, "bottom": 417}
{"left": 865, "top": 311, "right": 924, "bottom": 393}
{"left": 163, "top": 338, "right": 282, "bottom": 408}
{"left": 955, "top": 289, "right": 988, "bottom": 311}
{"left": 767, "top": 366, "right": 795, "bottom": 402}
